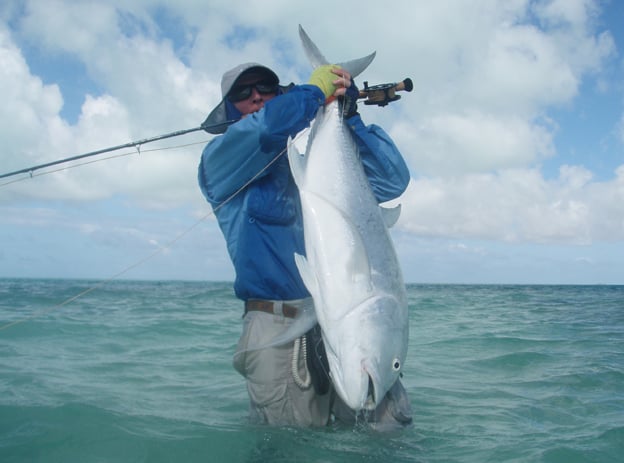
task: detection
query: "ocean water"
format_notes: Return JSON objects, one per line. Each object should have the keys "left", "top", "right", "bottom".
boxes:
{"left": 0, "top": 279, "right": 622, "bottom": 462}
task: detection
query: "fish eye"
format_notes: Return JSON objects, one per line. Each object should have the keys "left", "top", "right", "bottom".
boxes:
{"left": 392, "top": 359, "right": 401, "bottom": 371}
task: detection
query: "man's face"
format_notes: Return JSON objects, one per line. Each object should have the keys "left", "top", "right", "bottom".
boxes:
{"left": 229, "top": 72, "right": 278, "bottom": 116}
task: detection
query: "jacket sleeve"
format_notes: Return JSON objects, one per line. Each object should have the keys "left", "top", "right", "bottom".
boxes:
{"left": 346, "top": 114, "right": 411, "bottom": 203}
{"left": 198, "top": 85, "right": 325, "bottom": 204}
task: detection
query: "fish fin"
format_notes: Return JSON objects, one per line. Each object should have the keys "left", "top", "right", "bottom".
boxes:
{"left": 287, "top": 136, "right": 306, "bottom": 187}
{"left": 236, "top": 298, "right": 317, "bottom": 353}
{"left": 299, "top": 25, "right": 329, "bottom": 68}
{"left": 380, "top": 204, "right": 402, "bottom": 228}
{"left": 287, "top": 104, "right": 324, "bottom": 188}
{"left": 337, "top": 52, "right": 376, "bottom": 79}
{"left": 299, "top": 24, "right": 375, "bottom": 77}
{"left": 294, "top": 253, "right": 321, "bottom": 299}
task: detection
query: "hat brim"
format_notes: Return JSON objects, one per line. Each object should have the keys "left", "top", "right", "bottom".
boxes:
{"left": 201, "top": 63, "right": 280, "bottom": 135}
{"left": 201, "top": 100, "right": 231, "bottom": 134}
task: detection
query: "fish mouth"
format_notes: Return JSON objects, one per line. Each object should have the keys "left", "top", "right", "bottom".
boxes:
{"left": 363, "top": 373, "right": 377, "bottom": 410}
{"left": 331, "top": 364, "right": 378, "bottom": 411}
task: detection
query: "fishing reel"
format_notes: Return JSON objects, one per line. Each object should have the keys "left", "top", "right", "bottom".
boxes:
{"left": 358, "top": 78, "right": 413, "bottom": 106}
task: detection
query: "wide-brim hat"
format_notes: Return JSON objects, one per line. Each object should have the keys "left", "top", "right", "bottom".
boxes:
{"left": 201, "top": 62, "right": 279, "bottom": 134}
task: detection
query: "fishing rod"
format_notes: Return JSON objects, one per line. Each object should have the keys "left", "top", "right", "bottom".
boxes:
{"left": 0, "top": 125, "right": 208, "bottom": 181}
{"left": 0, "top": 78, "right": 413, "bottom": 181}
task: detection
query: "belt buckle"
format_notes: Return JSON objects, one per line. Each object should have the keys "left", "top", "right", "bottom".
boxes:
{"left": 272, "top": 300, "right": 285, "bottom": 317}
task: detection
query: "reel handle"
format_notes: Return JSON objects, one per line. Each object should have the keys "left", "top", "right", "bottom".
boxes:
{"left": 394, "top": 78, "right": 414, "bottom": 93}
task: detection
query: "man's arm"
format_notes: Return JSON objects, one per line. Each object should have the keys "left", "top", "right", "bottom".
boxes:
{"left": 198, "top": 85, "right": 325, "bottom": 204}
{"left": 347, "top": 115, "right": 411, "bottom": 202}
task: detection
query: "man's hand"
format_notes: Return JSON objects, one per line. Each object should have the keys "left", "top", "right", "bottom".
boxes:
{"left": 308, "top": 65, "right": 354, "bottom": 100}
{"left": 339, "top": 77, "right": 359, "bottom": 118}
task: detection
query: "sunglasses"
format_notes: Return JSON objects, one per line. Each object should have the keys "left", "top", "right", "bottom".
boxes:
{"left": 227, "top": 81, "right": 279, "bottom": 102}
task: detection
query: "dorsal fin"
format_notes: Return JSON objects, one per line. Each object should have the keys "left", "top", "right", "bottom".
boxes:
{"left": 380, "top": 204, "right": 402, "bottom": 228}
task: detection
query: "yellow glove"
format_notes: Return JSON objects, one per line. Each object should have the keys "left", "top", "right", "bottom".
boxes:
{"left": 308, "top": 64, "right": 341, "bottom": 98}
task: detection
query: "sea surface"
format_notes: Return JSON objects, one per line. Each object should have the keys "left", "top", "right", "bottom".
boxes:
{"left": 0, "top": 279, "right": 622, "bottom": 462}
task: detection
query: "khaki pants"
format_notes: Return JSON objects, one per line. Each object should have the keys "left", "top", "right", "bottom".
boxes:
{"left": 233, "top": 310, "right": 412, "bottom": 428}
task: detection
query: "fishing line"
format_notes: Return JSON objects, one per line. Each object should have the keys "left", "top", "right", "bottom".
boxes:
{"left": 0, "top": 128, "right": 308, "bottom": 332}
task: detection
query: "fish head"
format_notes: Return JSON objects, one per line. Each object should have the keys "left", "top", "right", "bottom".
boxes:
{"left": 325, "top": 294, "right": 408, "bottom": 411}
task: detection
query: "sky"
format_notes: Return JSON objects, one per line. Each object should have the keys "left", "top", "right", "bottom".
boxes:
{"left": 1, "top": 0, "right": 623, "bottom": 285}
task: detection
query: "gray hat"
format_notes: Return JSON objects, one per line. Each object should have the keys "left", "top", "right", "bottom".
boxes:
{"left": 201, "top": 62, "right": 279, "bottom": 134}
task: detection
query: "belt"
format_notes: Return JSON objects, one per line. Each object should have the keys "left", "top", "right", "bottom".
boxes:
{"left": 244, "top": 299, "right": 298, "bottom": 318}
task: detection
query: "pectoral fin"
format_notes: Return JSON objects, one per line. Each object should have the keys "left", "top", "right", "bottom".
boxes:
{"left": 287, "top": 137, "right": 306, "bottom": 187}
{"left": 294, "top": 253, "right": 320, "bottom": 300}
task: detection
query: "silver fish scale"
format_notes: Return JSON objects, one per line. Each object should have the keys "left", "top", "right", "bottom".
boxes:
{"left": 288, "top": 99, "right": 408, "bottom": 411}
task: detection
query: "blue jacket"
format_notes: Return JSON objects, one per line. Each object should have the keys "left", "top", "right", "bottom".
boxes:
{"left": 198, "top": 84, "right": 410, "bottom": 301}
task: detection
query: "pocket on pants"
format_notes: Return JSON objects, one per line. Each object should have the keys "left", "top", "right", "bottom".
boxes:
{"left": 232, "top": 321, "right": 252, "bottom": 377}
{"left": 248, "top": 379, "right": 289, "bottom": 409}
{"left": 238, "top": 342, "right": 295, "bottom": 425}
{"left": 232, "top": 311, "right": 264, "bottom": 377}
{"left": 232, "top": 311, "right": 292, "bottom": 380}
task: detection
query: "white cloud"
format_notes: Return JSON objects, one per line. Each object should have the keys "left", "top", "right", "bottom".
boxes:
{"left": 0, "top": 0, "right": 622, "bottom": 284}
{"left": 0, "top": 25, "right": 67, "bottom": 172}
{"left": 398, "top": 163, "right": 624, "bottom": 244}
{"left": 393, "top": 112, "right": 556, "bottom": 175}
{"left": 1, "top": 3, "right": 215, "bottom": 205}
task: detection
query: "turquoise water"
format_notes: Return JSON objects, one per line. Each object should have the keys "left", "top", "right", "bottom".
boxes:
{"left": 1, "top": 279, "right": 622, "bottom": 462}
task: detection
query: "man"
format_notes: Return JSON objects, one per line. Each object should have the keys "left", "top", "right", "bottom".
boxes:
{"left": 198, "top": 62, "right": 412, "bottom": 427}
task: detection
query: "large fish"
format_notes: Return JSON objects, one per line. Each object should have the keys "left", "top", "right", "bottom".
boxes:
{"left": 288, "top": 26, "right": 409, "bottom": 412}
